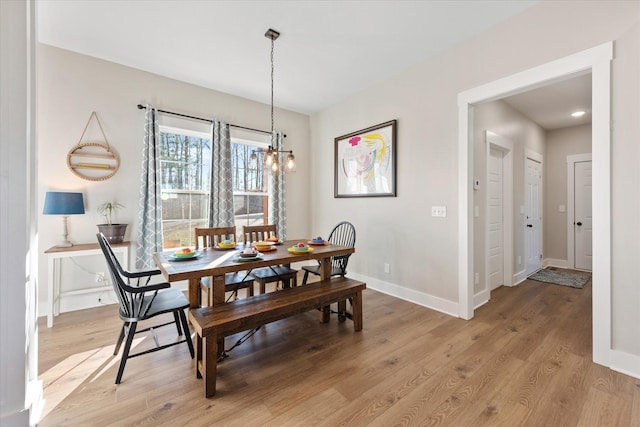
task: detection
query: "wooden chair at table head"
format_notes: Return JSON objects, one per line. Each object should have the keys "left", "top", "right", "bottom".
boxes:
{"left": 243, "top": 224, "right": 298, "bottom": 293}
{"left": 194, "top": 227, "right": 255, "bottom": 305}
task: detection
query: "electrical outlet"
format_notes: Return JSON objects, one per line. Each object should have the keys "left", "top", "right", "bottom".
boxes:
{"left": 95, "top": 272, "right": 105, "bottom": 283}
{"left": 384, "top": 263, "right": 390, "bottom": 274}
{"left": 474, "top": 272, "right": 480, "bottom": 285}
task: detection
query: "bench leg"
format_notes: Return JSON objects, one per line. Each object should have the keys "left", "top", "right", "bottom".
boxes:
{"left": 195, "top": 332, "right": 203, "bottom": 379}
{"left": 203, "top": 333, "right": 218, "bottom": 397}
{"left": 352, "top": 291, "right": 363, "bottom": 331}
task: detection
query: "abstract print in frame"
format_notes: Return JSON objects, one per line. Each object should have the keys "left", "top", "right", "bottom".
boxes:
{"left": 334, "top": 120, "right": 397, "bottom": 198}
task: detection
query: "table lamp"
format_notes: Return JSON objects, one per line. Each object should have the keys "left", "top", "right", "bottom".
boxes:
{"left": 43, "top": 191, "right": 85, "bottom": 247}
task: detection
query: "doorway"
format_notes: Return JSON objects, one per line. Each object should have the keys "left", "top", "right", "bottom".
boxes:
{"left": 524, "top": 151, "right": 543, "bottom": 276}
{"left": 485, "top": 131, "right": 513, "bottom": 292}
{"left": 568, "top": 154, "right": 593, "bottom": 271}
{"left": 458, "top": 42, "right": 612, "bottom": 366}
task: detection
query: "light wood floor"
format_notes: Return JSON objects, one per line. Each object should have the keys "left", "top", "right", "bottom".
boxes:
{"left": 38, "top": 273, "right": 640, "bottom": 426}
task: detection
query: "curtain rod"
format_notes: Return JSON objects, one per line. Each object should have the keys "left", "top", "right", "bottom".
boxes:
{"left": 136, "top": 104, "right": 286, "bottom": 138}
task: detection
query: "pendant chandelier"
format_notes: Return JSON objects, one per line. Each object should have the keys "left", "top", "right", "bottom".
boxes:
{"left": 251, "top": 28, "right": 295, "bottom": 173}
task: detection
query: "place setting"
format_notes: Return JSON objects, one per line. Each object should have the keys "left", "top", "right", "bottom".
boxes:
{"left": 169, "top": 247, "right": 202, "bottom": 261}
{"left": 307, "top": 236, "right": 328, "bottom": 245}
{"left": 235, "top": 246, "right": 264, "bottom": 262}
{"left": 253, "top": 240, "right": 277, "bottom": 252}
{"left": 214, "top": 239, "right": 238, "bottom": 250}
{"left": 288, "top": 241, "right": 314, "bottom": 254}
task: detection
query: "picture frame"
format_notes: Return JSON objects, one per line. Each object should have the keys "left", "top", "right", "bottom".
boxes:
{"left": 334, "top": 120, "right": 397, "bottom": 198}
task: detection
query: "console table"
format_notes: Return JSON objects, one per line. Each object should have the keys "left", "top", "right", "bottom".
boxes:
{"left": 45, "top": 242, "right": 129, "bottom": 327}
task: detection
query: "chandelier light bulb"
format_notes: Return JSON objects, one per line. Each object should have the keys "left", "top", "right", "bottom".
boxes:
{"left": 286, "top": 153, "right": 296, "bottom": 172}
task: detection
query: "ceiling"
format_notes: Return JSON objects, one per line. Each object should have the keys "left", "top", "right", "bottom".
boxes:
{"left": 37, "top": 0, "right": 591, "bottom": 129}
{"left": 501, "top": 73, "right": 592, "bottom": 130}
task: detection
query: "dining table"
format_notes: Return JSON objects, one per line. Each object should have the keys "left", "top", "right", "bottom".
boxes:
{"left": 152, "top": 239, "right": 355, "bottom": 309}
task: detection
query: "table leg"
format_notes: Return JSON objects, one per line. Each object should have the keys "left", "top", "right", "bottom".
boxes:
{"left": 188, "top": 278, "right": 200, "bottom": 309}
{"left": 337, "top": 300, "right": 347, "bottom": 322}
{"left": 319, "top": 256, "right": 331, "bottom": 323}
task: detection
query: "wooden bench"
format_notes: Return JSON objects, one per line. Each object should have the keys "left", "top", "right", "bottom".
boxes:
{"left": 188, "top": 276, "right": 366, "bottom": 397}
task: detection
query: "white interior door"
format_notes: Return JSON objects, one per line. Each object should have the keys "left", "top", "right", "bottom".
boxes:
{"left": 488, "top": 147, "right": 504, "bottom": 290}
{"left": 525, "top": 154, "right": 542, "bottom": 275}
{"left": 574, "top": 160, "right": 592, "bottom": 271}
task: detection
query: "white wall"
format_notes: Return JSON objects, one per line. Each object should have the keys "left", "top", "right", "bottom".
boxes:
{"left": 0, "top": 0, "right": 39, "bottom": 425}
{"left": 544, "top": 124, "right": 592, "bottom": 263}
{"left": 310, "top": 1, "right": 640, "bottom": 364}
{"left": 37, "top": 45, "right": 311, "bottom": 316}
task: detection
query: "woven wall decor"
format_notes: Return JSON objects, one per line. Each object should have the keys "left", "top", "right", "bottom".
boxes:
{"left": 66, "top": 112, "right": 120, "bottom": 181}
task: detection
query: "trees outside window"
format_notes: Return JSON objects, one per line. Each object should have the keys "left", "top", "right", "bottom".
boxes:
{"left": 159, "top": 129, "right": 268, "bottom": 248}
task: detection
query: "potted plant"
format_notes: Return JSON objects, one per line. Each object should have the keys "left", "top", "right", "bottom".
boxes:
{"left": 97, "top": 201, "right": 127, "bottom": 244}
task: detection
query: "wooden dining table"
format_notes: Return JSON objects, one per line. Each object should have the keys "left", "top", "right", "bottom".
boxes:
{"left": 153, "top": 240, "right": 355, "bottom": 309}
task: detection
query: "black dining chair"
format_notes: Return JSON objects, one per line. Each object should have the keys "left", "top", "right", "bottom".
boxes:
{"left": 195, "top": 226, "right": 255, "bottom": 305}
{"left": 243, "top": 224, "right": 298, "bottom": 293}
{"left": 302, "top": 221, "right": 356, "bottom": 285}
{"left": 97, "top": 232, "right": 194, "bottom": 384}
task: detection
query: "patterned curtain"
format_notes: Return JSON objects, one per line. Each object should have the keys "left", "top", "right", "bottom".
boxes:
{"left": 268, "top": 132, "right": 287, "bottom": 239}
{"left": 208, "top": 120, "right": 235, "bottom": 227}
{"left": 135, "top": 105, "right": 163, "bottom": 269}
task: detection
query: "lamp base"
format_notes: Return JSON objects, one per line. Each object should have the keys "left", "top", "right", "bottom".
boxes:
{"left": 57, "top": 216, "right": 73, "bottom": 248}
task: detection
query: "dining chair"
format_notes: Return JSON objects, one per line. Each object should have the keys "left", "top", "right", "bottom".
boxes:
{"left": 302, "top": 221, "right": 356, "bottom": 285}
{"left": 97, "top": 232, "right": 194, "bottom": 384}
{"left": 243, "top": 224, "right": 298, "bottom": 293}
{"left": 195, "top": 227, "right": 255, "bottom": 305}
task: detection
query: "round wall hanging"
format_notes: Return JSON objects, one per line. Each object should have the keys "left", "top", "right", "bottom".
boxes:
{"left": 66, "top": 112, "right": 120, "bottom": 181}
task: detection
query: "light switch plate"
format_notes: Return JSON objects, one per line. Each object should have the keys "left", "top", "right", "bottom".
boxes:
{"left": 431, "top": 206, "right": 447, "bottom": 217}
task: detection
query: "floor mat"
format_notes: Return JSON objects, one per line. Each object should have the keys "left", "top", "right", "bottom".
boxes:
{"left": 527, "top": 268, "right": 591, "bottom": 289}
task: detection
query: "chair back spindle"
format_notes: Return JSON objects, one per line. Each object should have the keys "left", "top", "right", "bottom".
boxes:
{"left": 243, "top": 224, "right": 277, "bottom": 244}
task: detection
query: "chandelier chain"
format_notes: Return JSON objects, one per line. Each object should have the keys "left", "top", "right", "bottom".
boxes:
{"left": 270, "top": 36, "right": 275, "bottom": 135}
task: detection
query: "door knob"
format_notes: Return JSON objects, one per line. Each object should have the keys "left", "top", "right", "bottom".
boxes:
{"left": 526, "top": 224, "right": 533, "bottom": 228}
{"left": 576, "top": 221, "right": 583, "bottom": 226}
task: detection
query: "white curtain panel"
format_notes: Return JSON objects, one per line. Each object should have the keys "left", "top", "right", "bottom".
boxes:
{"left": 208, "top": 120, "right": 235, "bottom": 227}
{"left": 135, "top": 105, "right": 164, "bottom": 269}
{"left": 268, "top": 132, "right": 287, "bottom": 239}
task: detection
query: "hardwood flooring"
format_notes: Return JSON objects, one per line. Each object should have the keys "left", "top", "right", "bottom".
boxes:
{"left": 38, "top": 273, "right": 640, "bottom": 426}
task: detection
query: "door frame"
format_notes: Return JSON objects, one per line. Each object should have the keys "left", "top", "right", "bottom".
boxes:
{"left": 567, "top": 153, "right": 592, "bottom": 270}
{"left": 458, "top": 41, "right": 612, "bottom": 367}
{"left": 524, "top": 149, "right": 543, "bottom": 276}
{"left": 485, "top": 131, "right": 513, "bottom": 294}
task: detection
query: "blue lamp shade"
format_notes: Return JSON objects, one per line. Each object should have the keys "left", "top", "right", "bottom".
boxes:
{"left": 43, "top": 192, "right": 85, "bottom": 215}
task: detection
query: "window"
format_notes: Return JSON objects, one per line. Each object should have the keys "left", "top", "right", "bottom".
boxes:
{"left": 158, "top": 126, "right": 269, "bottom": 248}
{"left": 159, "top": 128, "right": 211, "bottom": 248}
{"left": 231, "top": 139, "right": 270, "bottom": 230}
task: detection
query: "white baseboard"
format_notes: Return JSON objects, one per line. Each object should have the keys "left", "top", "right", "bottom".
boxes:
{"left": 27, "top": 378, "right": 44, "bottom": 426}
{"left": 513, "top": 268, "right": 528, "bottom": 285}
{"left": 609, "top": 349, "right": 640, "bottom": 380}
{"left": 474, "top": 289, "right": 490, "bottom": 309}
{"left": 544, "top": 258, "right": 568, "bottom": 268}
{"left": 348, "top": 272, "right": 459, "bottom": 317}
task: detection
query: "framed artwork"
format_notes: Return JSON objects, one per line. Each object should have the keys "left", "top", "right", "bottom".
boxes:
{"left": 334, "top": 120, "right": 397, "bottom": 198}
